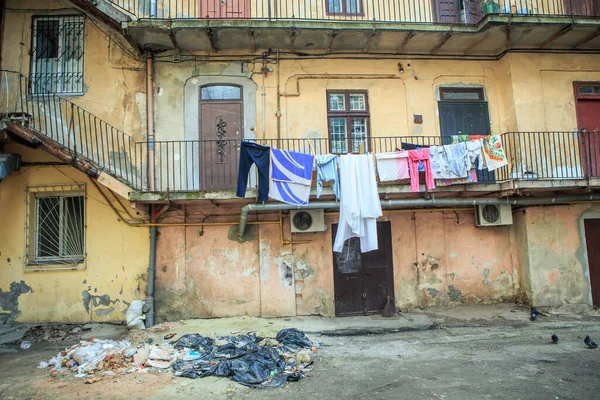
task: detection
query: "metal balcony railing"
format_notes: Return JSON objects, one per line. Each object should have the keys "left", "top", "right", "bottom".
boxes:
{"left": 107, "top": 1, "right": 600, "bottom": 23}
{"left": 1, "top": 71, "right": 598, "bottom": 194}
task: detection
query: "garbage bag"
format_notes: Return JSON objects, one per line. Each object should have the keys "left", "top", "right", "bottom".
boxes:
{"left": 126, "top": 300, "right": 146, "bottom": 330}
{"left": 216, "top": 347, "right": 287, "bottom": 388}
{"left": 217, "top": 333, "right": 263, "bottom": 349}
{"left": 213, "top": 342, "right": 257, "bottom": 359}
{"left": 171, "top": 334, "right": 215, "bottom": 352}
{"left": 172, "top": 359, "right": 213, "bottom": 379}
{"left": 275, "top": 328, "right": 313, "bottom": 350}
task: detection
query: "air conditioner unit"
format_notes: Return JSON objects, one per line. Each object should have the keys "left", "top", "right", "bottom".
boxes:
{"left": 290, "top": 210, "right": 326, "bottom": 233}
{"left": 475, "top": 205, "right": 513, "bottom": 227}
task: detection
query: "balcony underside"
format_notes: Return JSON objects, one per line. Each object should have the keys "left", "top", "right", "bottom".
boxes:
{"left": 125, "top": 15, "right": 600, "bottom": 55}
{"left": 128, "top": 177, "right": 600, "bottom": 204}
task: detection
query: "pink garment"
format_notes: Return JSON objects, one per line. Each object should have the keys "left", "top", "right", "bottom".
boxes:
{"left": 375, "top": 151, "right": 410, "bottom": 182}
{"left": 408, "top": 149, "right": 435, "bottom": 192}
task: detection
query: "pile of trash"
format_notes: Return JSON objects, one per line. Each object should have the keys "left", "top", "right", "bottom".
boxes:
{"left": 39, "top": 328, "right": 318, "bottom": 388}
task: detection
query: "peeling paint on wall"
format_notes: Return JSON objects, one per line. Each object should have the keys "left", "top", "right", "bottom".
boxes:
{"left": 81, "top": 290, "right": 120, "bottom": 314}
{"left": 0, "top": 281, "right": 33, "bottom": 324}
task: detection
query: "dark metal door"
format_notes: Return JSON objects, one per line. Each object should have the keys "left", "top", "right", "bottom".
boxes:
{"left": 199, "top": 102, "right": 242, "bottom": 190}
{"left": 439, "top": 101, "right": 494, "bottom": 182}
{"left": 584, "top": 219, "right": 600, "bottom": 307}
{"left": 433, "top": 0, "right": 461, "bottom": 23}
{"left": 332, "top": 222, "right": 395, "bottom": 316}
{"left": 464, "top": 0, "right": 484, "bottom": 24}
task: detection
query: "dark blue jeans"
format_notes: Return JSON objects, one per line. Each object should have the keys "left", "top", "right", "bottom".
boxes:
{"left": 237, "top": 141, "right": 270, "bottom": 201}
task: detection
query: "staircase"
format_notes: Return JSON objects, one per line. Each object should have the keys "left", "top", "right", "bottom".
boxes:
{"left": 0, "top": 70, "right": 144, "bottom": 195}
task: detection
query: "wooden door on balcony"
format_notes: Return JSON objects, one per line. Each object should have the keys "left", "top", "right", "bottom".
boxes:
{"left": 574, "top": 82, "right": 600, "bottom": 178}
{"left": 464, "top": 0, "right": 484, "bottom": 24}
{"left": 564, "top": 0, "right": 600, "bottom": 16}
{"left": 199, "top": 84, "right": 244, "bottom": 191}
{"left": 584, "top": 219, "right": 600, "bottom": 307}
{"left": 433, "top": 0, "right": 461, "bottom": 23}
{"left": 200, "top": 0, "right": 250, "bottom": 19}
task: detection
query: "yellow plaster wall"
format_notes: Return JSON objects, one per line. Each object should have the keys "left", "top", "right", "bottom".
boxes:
{"left": 0, "top": 144, "right": 149, "bottom": 323}
{"left": 1, "top": 0, "right": 146, "bottom": 141}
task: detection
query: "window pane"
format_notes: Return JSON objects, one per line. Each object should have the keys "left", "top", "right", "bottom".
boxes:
{"left": 35, "top": 20, "right": 59, "bottom": 60}
{"left": 62, "top": 196, "right": 85, "bottom": 257}
{"left": 580, "top": 86, "right": 594, "bottom": 94}
{"left": 442, "top": 90, "right": 482, "bottom": 100}
{"left": 346, "top": 0, "right": 360, "bottom": 14}
{"left": 37, "top": 197, "right": 60, "bottom": 257}
{"left": 328, "top": 0, "right": 342, "bottom": 13}
{"left": 328, "top": 94, "right": 346, "bottom": 111}
{"left": 330, "top": 117, "right": 348, "bottom": 153}
{"left": 201, "top": 85, "right": 241, "bottom": 100}
{"left": 351, "top": 118, "right": 367, "bottom": 153}
{"left": 349, "top": 94, "right": 366, "bottom": 111}
{"left": 594, "top": 86, "right": 600, "bottom": 94}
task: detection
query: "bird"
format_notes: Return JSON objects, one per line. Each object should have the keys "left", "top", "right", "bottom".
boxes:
{"left": 551, "top": 333, "right": 559, "bottom": 344}
{"left": 584, "top": 335, "right": 598, "bottom": 349}
{"left": 530, "top": 307, "right": 543, "bottom": 320}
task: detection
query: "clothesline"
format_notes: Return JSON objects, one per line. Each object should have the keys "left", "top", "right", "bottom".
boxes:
{"left": 236, "top": 134, "right": 509, "bottom": 254}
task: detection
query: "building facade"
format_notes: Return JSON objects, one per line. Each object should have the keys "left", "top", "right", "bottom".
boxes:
{"left": 1, "top": 0, "right": 600, "bottom": 323}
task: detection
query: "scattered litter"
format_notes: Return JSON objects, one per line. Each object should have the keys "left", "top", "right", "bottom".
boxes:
{"left": 38, "top": 328, "right": 319, "bottom": 389}
{"left": 20, "top": 341, "right": 31, "bottom": 350}
{"left": 164, "top": 333, "right": 177, "bottom": 340}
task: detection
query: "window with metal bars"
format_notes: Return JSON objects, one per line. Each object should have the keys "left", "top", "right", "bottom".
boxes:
{"left": 25, "top": 184, "right": 86, "bottom": 269}
{"left": 30, "top": 15, "right": 85, "bottom": 95}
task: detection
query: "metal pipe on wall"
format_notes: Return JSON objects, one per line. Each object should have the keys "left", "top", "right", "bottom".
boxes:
{"left": 237, "top": 195, "right": 600, "bottom": 237}
{"left": 146, "top": 56, "right": 155, "bottom": 191}
{"left": 145, "top": 225, "right": 157, "bottom": 327}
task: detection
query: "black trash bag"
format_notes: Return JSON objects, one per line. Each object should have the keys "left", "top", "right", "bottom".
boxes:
{"left": 275, "top": 328, "right": 313, "bottom": 350}
{"left": 227, "top": 347, "right": 287, "bottom": 388}
{"left": 171, "top": 334, "right": 215, "bottom": 352}
{"left": 217, "top": 333, "right": 263, "bottom": 348}
{"left": 172, "top": 359, "right": 213, "bottom": 379}
{"left": 213, "top": 342, "right": 258, "bottom": 359}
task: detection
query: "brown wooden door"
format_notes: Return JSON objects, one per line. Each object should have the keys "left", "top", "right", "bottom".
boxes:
{"left": 574, "top": 82, "right": 600, "bottom": 177}
{"left": 200, "top": 0, "right": 250, "bottom": 18}
{"left": 564, "top": 0, "right": 600, "bottom": 16}
{"left": 464, "top": 0, "right": 484, "bottom": 24}
{"left": 199, "top": 101, "right": 242, "bottom": 190}
{"left": 433, "top": 0, "right": 461, "bottom": 23}
{"left": 584, "top": 219, "right": 600, "bottom": 307}
{"left": 332, "top": 221, "right": 395, "bottom": 316}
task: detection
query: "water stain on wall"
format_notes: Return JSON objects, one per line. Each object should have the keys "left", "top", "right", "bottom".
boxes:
{"left": 0, "top": 281, "right": 33, "bottom": 324}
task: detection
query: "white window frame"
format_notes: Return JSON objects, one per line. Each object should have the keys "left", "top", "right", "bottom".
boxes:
{"left": 24, "top": 184, "right": 86, "bottom": 271}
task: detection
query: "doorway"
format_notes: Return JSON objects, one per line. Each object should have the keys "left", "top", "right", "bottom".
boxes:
{"left": 332, "top": 221, "right": 395, "bottom": 316}
{"left": 433, "top": 0, "right": 461, "bottom": 23}
{"left": 200, "top": 0, "right": 250, "bottom": 18}
{"left": 438, "top": 87, "right": 494, "bottom": 182}
{"left": 199, "top": 84, "right": 244, "bottom": 190}
{"left": 584, "top": 219, "right": 600, "bottom": 307}
{"left": 574, "top": 82, "right": 600, "bottom": 178}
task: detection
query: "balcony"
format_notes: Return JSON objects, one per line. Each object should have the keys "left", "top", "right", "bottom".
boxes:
{"left": 103, "top": 1, "right": 600, "bottom": 54}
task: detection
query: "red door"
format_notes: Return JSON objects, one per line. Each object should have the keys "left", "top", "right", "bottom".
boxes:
{"left": 584, "top": 219, "right": 600, "bottom": 307}
{"left": 200, "top": 0, "right": 250, "bottom": 19}
{"left": 564, "top": 0, "right": 600, "bottom": 16}
{"left": 433, "top": 0, "right": 461, "bottom": 23}
{"left": 574, "top": 82, "right": 600, "bottom": 177}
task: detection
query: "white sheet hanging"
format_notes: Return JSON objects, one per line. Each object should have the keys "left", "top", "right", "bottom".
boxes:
{"left": 333, "top": 154, "right": 382, "bottom": 253}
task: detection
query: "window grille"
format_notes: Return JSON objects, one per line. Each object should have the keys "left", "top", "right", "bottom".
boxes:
{"left": 24, "top": 184, "right": 86, "bottom": 270}
{"left": 30, "top": 15, "right": 85, "bottom": 95}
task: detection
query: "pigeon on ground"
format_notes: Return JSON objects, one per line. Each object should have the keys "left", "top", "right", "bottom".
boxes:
{"left": 530, "top": 307, "right": 543, "bottom": 320}
{"left": 584, "top": 335, "right": 598, "bottom": 349}
{"left": 551, "top": 333, "right": 559, "bottom": 344}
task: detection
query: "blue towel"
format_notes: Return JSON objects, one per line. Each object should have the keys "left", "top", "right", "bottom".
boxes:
{"left": 269, "top": 149, "right": 314, "bottom": 206}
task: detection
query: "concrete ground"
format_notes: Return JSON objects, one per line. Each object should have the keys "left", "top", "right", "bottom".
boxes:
{"left": 1, "top": 304, "right": 600, "bottom": 400}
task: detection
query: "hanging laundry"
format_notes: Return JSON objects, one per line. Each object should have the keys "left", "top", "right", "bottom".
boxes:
{"left": 451, "top": 134, "right": 487, "bottom": 144}
{"left": 237, "top": 141, "right": 270, "bottom": 201}
{"left": 316, "top": 154, "right": 340, "bottom": 200}
{"left": 269, "top": 148, "right": 315, "bottom": 206}
{"left": 333, "top": 154, "right": 382, "bottom": 254}
{"left": 375, "top": 151, "right": 410, "bottom": 182}
{"left": 480, "top": 135, "right": 508, "bottom": 171}
{"left": 429, "top": 143, "right": 469, "bottom": 180}
{"left": 407, "top": 149, "right": 435, "bottom": 192}
{"left": 436, "top": 169, "right": 478, "bottom": 187}
{"left": 465, "top": 139, "right": 484, "bottom": 170}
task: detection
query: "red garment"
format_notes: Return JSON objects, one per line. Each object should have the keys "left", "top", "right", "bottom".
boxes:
{"left": 408, "top": 149, "right": 435, "bottom": 192}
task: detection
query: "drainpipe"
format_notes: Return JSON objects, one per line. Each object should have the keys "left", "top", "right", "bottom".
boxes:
{"left": 237, "top": 195, "right": 600, "bottom": 238}
{"left": 145, "top": 225, "right": 157, "bottom": 327}
{"left": 275, "top": 50, "right": 281, "bottom": 141}
{"left": 146, "top": 56, "right": 155, "bottom": 191}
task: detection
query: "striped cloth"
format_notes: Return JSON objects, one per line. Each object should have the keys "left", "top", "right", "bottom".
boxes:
{"left": 269, "top": 148, "right": 315, "bottom": 206}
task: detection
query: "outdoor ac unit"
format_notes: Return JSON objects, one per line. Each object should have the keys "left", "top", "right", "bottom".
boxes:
{"left": 290, "top": 210, "right": 326, "bottom": 233}
{"left": 475, "top": 205, "right": 513, "bottom": 227}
